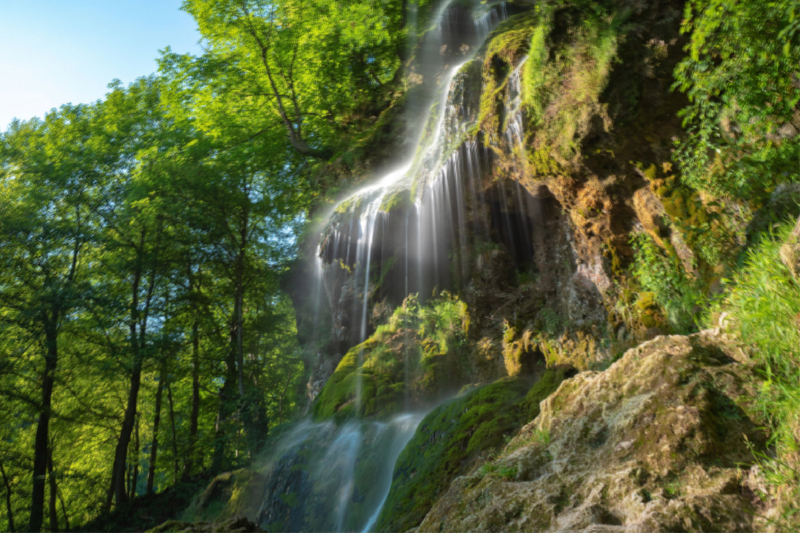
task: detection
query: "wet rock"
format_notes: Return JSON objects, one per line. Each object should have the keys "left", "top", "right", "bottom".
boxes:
{"left": 375, "top": 367, "right": 574, "bottom": 532}
{"left": 180, "top": 470, "right": 266, "bottom": 525}
{"left": 416, "top": 331, "right": 771, "bottom": 532}
{"left": 146, "top": 516, "right": 260, "bottom": 533}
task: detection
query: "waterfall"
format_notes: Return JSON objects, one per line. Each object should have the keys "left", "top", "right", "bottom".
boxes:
{"left": 257, "top": 412, "right": 428, "bottom": 532}
{"left": 263, "top": 2, "right": 529, "bottom": 531}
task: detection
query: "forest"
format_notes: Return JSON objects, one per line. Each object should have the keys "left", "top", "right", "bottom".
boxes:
{"left": 1, "top": 0, "right": 800, "bottom": 532}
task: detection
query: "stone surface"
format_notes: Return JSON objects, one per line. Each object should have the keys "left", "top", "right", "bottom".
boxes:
{"left": 415, "top": 332, "right": 771, "bottom": 532}
{"left": 147, "top": 516, "right": 260, "bottom": 533}
{"left": 179, "top": 470, "right": 266, "bottom": 525}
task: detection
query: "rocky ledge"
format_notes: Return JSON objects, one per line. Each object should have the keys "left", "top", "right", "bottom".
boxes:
{"left": 415, "top": 331, "right": 772, "bottom": 532}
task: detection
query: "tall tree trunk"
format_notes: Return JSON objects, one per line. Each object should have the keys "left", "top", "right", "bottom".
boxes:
{"left": 146, "top": 365, "right": 166, "bottom": 495}
{"left": 112, "top": 262, "right": 143, "bottom": 507}
{"left": 130, "top": 415, "right": 140, "bottom": 501}
{"left": 29, "top": 318, "right": 59, "bottom": 532}
{"left": 47, "top": 448, "right": 58, "bottom": 532}
{"left": 113, "top": 353, "right": 143, "bottom": 506}
{"left": 0, "top": 460, "right": 15, "bottom": 532}
{"left": 234, "top": 261, "right": 245, "bottom": 399}
{"left": 113, "top": 235, "right": 158, "bottom": 506}
{"left": 57, "top": 490, "right": 69, "bottom": 532}
{"left": 210, "top": 354, "right": 237, "bottom": 473}
{"left": 166, "top": 382, "right": 179, "bottom": 484}
{"left": 183, "top": 316, "right": 200, "bottom": 481}
{"left": 102, "top": 466, "right": 115, "bottom": 513}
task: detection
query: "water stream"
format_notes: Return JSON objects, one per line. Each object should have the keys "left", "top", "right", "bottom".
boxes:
{"left": 257, "top": 2, "right": 538, "bottom": 531}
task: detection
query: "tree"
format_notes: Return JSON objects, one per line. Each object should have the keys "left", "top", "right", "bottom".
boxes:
{"left": 674, "top": 0, "right": 800, "bottom": 199}
{"left": 0, "top": 105, "right": 99, "bottom": 532}
{"left": 174, "top": 0, "right": 407, "bottom": 160}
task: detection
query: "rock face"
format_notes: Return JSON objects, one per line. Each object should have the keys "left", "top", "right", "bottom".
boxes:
{"left": 179, "top": 470, "right": 266, "bottom": 525}
{"left": 414, "top": 332, "right": 770, "bottom": 532}
{"left": 147, "top": 516, "right": 260, "bottom": 533}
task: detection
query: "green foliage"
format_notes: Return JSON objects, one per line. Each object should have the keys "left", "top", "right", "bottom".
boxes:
{"left": 171, "top": 0, "right": 408, "bottom": 159}
{"left": 514, "top": 5, "right": 629, "bottom": 168}
{"left": 673, "top": 0, "right": 800, "bottom": 199}
{"left": 0, "top": 74, "right": 307, "bottom": 530}
{"left": 630, "top": 233, "right": 705, "bottom": 333}
{"left": 720, "top": 220, "right": 800, "bottom": 522}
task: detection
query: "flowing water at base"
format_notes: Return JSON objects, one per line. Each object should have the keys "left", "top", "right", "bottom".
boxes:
{"left": 257, "top": 412, "right": 428, "bottom": 532}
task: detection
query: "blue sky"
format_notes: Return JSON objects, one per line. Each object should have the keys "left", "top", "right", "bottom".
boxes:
{"left": 0, "top": 1, "right": 203, "bottom": 130}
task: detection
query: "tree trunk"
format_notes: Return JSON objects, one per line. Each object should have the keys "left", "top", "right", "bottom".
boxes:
{"left": 166, "top": 382, "right": 179, "bottom": 484}
{"left": 102, "top": 466, "right": 115, "bottom": 513}
{"left": 210, "top": 355, "right": 237, "bottom": 473}
{"left": 146, "top": 366, "right": 165, "bottom": 495}
{"left": 57, "top": 489, "right": 70, "bottom": 532}
{"left": 234, "top": 244, "right": 246, "bottom": 400}
{"left": 184, "top": 316, "right": 200, "bottom": 481}
{"left": 0, "top": 460, "right": 15, "bottom": 532}
{"left": 130, "top": 415, "right": 140, "bottom": 501}
{"left": 47, "top": 448, "right": 58, "bottom": 532}
{"left": 29, "top": 319, "right": 59, "bottom": 533}
{"left": 113, "top": 353, "right": 142, "bottom": 506}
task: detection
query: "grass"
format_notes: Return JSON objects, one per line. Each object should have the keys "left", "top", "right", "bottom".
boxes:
{"left": 719, "top": 220, "right": 800, "bottom": 526}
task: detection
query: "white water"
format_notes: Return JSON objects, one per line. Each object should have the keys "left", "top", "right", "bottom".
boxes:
{"left": 283, "top": 2, "right": 529, "bottom": 532}
{"left": 258, "top": 411, "right": 429, "bottom": 532}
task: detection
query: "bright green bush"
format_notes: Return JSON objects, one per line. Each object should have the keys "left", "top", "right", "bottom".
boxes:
{"left": 721, "top": 220, "right": 800, "bottom": 523}
{"left": 630, "top": 233, "right": 706, "bottom": 333}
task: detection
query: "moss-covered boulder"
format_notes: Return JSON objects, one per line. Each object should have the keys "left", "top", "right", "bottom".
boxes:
{"left": 146, "top": 516, "right": 260, "bottom": 533}
{"left": 416, "top": 331, "right": 771, "bottom": 532}
{"left": 375, "top": 367, "right": 574, "bottom": 532}
{"left": 179, "top": 470, "right": 266, "bottom": 525}
{"left": 312, "top": 293, "right": 473, "bottom": 421}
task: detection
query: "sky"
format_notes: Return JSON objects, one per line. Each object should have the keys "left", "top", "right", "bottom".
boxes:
{"left": 0, "top": 0, "right": 204, "bottom": 130}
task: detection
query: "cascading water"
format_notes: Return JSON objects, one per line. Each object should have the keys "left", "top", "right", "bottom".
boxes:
{"left": 258, "top": 2, "right": 533, "bottom": 531}
{"left": 256, "top": 412, "right": 427, "bottom": 532}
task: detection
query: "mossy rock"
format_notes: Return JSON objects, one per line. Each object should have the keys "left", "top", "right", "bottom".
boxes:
{"left": 375, "top": 368, "right": 571, "bottom": 532}
{"left": 417, "top": 333, "right": 770, "bottom": 532}
{"left": 312, "top": 294, "right": 472, "bottom": 422}
{"left": 180, "top": 470, "right": 266, "bottom": 524}
{"left": 146, "top": 516, "right": 260, "bottom": 533}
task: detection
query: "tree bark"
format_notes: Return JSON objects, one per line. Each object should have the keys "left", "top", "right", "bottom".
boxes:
{"left": 130, "top": 415, "right": 140, "bottom": 502}
{"left": 210, "top": 356, "right": 237, "bottom": 473}
{"left": 29, "top": 318, "right": 58, "bottom": 533}
{"left": 183, "top": 316, "right": 200, "bottom": 481}
{"left": 0, "top": 459, "right": 15, "bottom": 532}
{"left": 112, "top": 258, "right": 144, "bottom": 506}
{"left": 166, "top": 382, "right": 179, "bottom": 484}
{"left": 57, "top": 489, "right": 70, "bottom": 532}
{"left": 146, "top": 365, "right": 165, "bottom": 495}
{"left": 47, "top": 448, "right": 58, "bottom": 532}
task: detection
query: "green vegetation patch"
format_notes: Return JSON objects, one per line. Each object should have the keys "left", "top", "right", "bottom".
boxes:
{"left": 719, "top": 220, "right": 800, "bottom": 518}
{"left": 375, "top": 368, "right": 571, "bottom": 532}
{"left": 311, "top": 293, "right": 471, "bottom": 422}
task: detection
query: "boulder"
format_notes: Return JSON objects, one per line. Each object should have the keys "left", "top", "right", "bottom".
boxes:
{"left": 417, "top": 332, "right": 771, "bottom": 532}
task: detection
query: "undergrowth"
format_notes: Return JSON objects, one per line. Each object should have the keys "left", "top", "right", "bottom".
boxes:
{"left": 719, "top": 220, "right": 800, "bottom": 526}
{"left": 630, "top": 232, "right": 706, "bottom": 333}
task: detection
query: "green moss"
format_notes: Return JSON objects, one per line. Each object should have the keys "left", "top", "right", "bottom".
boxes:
{"left": 311, "top": 293, "right": 471, "bottom": 422}
{"left": 375, "top": 369, "right": 571, "bottom": 532}
{"left": 522, "top": 367, "right": 575, "bottom": 420}
{"left": 380, "top": 188, "right": 412, "bottom": 215}
{"left": 179, "top": 469, "right": 266, "bottom": 524}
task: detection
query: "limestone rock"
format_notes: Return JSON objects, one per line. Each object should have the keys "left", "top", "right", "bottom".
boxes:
{"left": 417, "top": 332, "right": 770, "bottom": 532}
